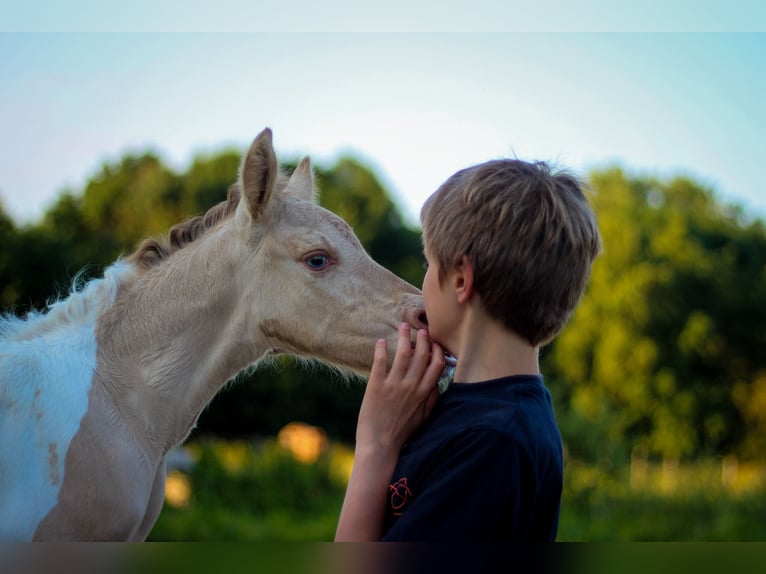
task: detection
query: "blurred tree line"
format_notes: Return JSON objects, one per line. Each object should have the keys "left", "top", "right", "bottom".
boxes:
{"left": 549, "top": 169, "right": 766, "bottom": 464}
{"left": 1, "top": 148, "right": 765, "bottom": 462}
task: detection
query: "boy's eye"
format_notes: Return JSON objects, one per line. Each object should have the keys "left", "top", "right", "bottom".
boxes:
{"left": 422, "top": 260, "right": 429, "bottom": 270}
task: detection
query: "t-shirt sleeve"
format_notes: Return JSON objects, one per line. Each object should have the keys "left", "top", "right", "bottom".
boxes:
{"left": 381, "top": 428, "right": 531, "bottom": 541}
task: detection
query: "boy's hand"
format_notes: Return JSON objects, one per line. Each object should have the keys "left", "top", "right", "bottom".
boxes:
{"left": 356, "top": 323, "right": 446, "bottom": 455}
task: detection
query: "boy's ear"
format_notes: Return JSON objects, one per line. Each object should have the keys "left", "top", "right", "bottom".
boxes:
{"left": 454, "top": 255, "right": 474, "bottom": 304}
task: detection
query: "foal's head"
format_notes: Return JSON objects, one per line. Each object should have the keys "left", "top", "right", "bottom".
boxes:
{"left": 132, "top": 128, "right": 426, "bottom": 374}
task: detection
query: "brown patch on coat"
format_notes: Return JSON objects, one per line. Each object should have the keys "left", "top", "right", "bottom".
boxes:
{"left": 34, "top": 380, "right": 158, "bottom": 541}
{"left": 34, "top": 388, "right": 43, "bottom": 421}
{"left": 48, "top": 443, "right": 60, "bottom": 485}
{"left": 1, "top": 397, "right": 18, "bottom": 415}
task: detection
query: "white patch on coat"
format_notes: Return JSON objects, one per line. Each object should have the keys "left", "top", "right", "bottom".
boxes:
{"left": 0, "top": 262, "right": 135, "bottom": 540}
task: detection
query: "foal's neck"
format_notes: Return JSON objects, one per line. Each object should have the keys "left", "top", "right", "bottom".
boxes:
{"left": 98, "top": 227, "right": 265, "bottom": 454}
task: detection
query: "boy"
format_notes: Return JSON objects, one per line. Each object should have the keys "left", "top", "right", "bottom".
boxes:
{"left": 335, "top": 158, "right": 601, "bottom": 541}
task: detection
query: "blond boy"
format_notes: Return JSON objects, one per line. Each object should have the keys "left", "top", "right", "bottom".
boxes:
{"left": 336, "top": 158, "right": 601, "bottom": 541}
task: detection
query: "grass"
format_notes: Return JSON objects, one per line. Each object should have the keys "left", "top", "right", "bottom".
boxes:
{"left": 149, "top": 433, "right": 349, "bottom": 541}
{"left": 148, "top": 434, "right": 766, "bottom": 541}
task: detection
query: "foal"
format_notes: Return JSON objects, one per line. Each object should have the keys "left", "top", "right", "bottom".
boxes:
{"left": 0, "top": 128, "right": 426, "bottom": 540}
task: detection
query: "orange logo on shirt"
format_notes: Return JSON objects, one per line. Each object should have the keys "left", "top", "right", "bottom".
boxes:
{"left": 389, "top": 477, "right": 412, "bottom": 515}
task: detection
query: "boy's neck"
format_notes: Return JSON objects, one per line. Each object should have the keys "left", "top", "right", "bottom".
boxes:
{"left": 450, "top": 307, "right": 540, "bottom": 384}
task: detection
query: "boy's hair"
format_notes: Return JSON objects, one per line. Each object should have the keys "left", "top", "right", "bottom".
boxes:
{"left": 420, "top": 159, "right": 601, "bottom": 346}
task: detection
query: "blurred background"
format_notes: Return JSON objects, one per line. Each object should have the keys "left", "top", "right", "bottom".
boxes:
{"left": 2, "top": 25, "right": 765, "bottom": 540}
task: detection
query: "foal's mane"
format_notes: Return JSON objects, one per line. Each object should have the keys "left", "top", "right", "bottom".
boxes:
{"left": 129, "top": 185, "right": 242, "bottom": 270}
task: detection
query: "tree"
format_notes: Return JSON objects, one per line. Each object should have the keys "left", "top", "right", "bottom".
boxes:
{"left": 314, "top": 157, "right": 425, "bottom": 286}
{"left": 547, "top": 167, "right": 766, "bottom": 462}
{"left": 74, "top": 153, "right": 183, "bottom": 261}
{"left": 0, "top": 199, "right": 18, "bottom": 308}
{"left": 180, "top": 150, "right": 241, "bottom": 215}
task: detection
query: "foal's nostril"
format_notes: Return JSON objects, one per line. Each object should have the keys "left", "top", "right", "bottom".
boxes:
{"left": 402, "top": 305, "right": 428, "bottom": 330}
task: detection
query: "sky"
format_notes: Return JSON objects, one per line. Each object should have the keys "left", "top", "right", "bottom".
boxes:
{"left": 1, "top": 7, "right": 765, "bottom": 226}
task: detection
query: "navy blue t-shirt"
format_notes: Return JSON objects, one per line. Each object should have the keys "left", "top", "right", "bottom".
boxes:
{"left": 380, "top": 375, "right": 563, "bottom": 541}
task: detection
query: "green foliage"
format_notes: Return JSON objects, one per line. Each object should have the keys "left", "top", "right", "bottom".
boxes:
{"left": 560, "top": 487, "right": 766, "bottom": 541}
{"left": 79, "top": 153, "right": 184, "bottom": 250}
{"left": 546, "top": 167, "right": 766, "bottom": 462}
{"left": 306, "top": 156, "right": 426, "bottom": 286}
{"left": 316, "top": 157, "right": 400, "bottom": 247}
{"left": 149, "top": 438, "right": 766, "bottom": 541}
{"left": 0, "top": 200, "right": 18, "bottom": 307}
{"left": 194, "top": 358, "right": 365, "bottom": 444}
{"left": 148, "top": 439, "right": 348, "bottom": 541}
{"left": 180, "top": 151, "right": 241, "bottom": 215}
{"left": 558, "top": 457, "right": 766, "bottom": 541}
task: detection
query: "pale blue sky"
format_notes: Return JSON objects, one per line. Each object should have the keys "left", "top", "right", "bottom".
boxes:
{"left": 3, "top": 1, "right": 765, "bottom": 33}
{"left": 1, "top": 28, "right": 765, "bottom": 225}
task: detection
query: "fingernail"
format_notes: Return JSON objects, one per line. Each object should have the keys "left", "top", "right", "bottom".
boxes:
{"left": 400, "top": 322, "right": 410, "bottom": 330}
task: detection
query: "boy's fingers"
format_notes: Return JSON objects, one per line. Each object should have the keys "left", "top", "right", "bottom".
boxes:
{"left": 369, "top": 338, "right": 388, "bottom": 385}
{"left": 420, "top": 341, "right": 446, "bottom": 390}
{"left": 389, "top": 322, "right": 413, "bottom": 378}
{"left": 407, "top": 328, "right": 431, "bottom": 380}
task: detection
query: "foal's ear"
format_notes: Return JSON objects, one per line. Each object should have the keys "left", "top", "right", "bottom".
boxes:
{"left": 238, "top": 128, "right": 278, "bottom": 221}
{"left": 284, "top": 157, "right": 317, "bottom": 204}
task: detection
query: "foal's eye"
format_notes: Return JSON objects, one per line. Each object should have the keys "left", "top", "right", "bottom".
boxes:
{"left": 304, "top": 252, "right": 332, "bottom": 270}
